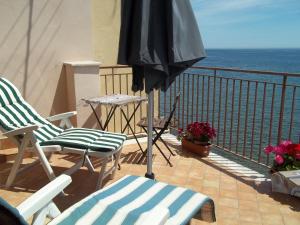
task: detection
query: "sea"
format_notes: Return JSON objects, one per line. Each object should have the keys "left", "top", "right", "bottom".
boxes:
{"left": 160, "top": 49, "right": 300, "bottom": 164}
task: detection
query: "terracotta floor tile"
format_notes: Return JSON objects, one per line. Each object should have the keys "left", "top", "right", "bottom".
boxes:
{"left": 188, "top": 169, "right": 205, "bottom": 179}
{"left": 2, "top": 143, "right": 299, "bottom": 225}
{"left": 177, "top": 159, "right": 193, "bottom": 167}
{"left": 203, "top": 179, "right": 220, "bottom": 189}
{"left": 217, "top": 206, "right": 239, "bottom": 220}
{"left": 219, "top": 189, "right": 238, "bottom": 199}
{"left": 237, "top": 221, "right": 262, "bottom": 225}
{"left": 238, "top": 200, "right": 258, "bottom": 211}
{"left": 237, "top": 183, "right": 256, "bottom": 193}
{"left": 239, "top": 211, "right": 261, "bottom": 223}
{"left": 218, "top": 197, "right": 239, "bottom": 208}
{"left": 260, "top": 213, "right": 284, "bottom": 225}
{"left": 256, "top": 194, "right": 281, "bottom": 205}
{"left": 258, "top": 202, "right": 281, "bottom": 213}
{"left": 220, "top": 178, "right": 236, "bottom": 186}
{"left": 279, "top": 205, "right": 300, "bottom": 217}
{"left": 185, "top": 184, "right": 203, "bottom": 192}
{"left": 217, "top": 218, "right": 239, "bottom": 225}
{"left": 187, "top": 177, "right": 203, "bottom": 186}
{"left": 190, "top": 219, "right": 215, "bottom": 225}
{"left": 204, "top": 173, "right": 220, "bottom": 180}
{"left": 238, "top": 192, "right": 257, "bottom": 201}
{"left": 205, "top": 169, "right": 220, "bottom": 175}
{"left": 202, "top": 186, "right": 220, "bottom": 198}
{"left": 167, "top": 176, "right": 188, "bottom": 186}
{"left": 282, "top": 215, "right": 300, "bottom": 225}
{"left": 220, "top": 183, "right": 237, "bottom": 191}
{"left": 174, "top": 168, "right": 192, "bottom": 177}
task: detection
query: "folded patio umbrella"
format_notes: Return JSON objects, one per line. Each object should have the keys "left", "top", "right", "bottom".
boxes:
{"left": 118, "top": 0, "right": 206, "bottom": 178}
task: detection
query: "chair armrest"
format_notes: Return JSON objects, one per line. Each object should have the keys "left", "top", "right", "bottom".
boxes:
{"left": 16, "top": 174, "right": 72, "bottom": 220}
{"left": 136, "top": 207, "right": 170, "bottom": 225}
{"left": 47, "top": 111, "right": 77, "bottom": 122}
{"left": 3, "top": 125, "right": 39, "bottom": 137}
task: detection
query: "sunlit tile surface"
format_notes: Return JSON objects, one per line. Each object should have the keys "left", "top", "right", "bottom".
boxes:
{"left": 0, "top": 135, "right": 299, "bottom": 225}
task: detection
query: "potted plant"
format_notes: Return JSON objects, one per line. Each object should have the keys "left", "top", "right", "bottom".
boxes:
{"left": 178, "top": 122, "right": 216, "bottom": 157}
{"left": 264, "top": 140, "right": 300, "bottom": 172}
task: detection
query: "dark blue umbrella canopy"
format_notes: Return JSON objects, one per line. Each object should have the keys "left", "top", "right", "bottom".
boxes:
{"left": 118, "top": 0, "right": 206, "bottom": 93}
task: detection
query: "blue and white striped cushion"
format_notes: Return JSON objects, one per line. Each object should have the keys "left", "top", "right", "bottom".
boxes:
{"left": 50, "top": 175, "right": 215, "bottom": 225}
{"left": 0, "top": 78, "right": 126, "bottom": 152}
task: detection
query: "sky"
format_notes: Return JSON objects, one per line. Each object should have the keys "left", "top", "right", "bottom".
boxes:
{"left": 191, "top": 0, "right": 300, "bottom": 49}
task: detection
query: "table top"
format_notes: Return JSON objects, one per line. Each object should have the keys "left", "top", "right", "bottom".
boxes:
{"left": 83, "top": 94, "right": 148, "bottom": 106}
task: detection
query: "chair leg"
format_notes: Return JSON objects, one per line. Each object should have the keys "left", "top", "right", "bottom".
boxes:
{"left": 84, "top": 155, "right": 95, "bottom": 173}
{"left": 138, "top": 128, "right": 173, "bottom": 167}
{"left": 96, "top": 157, "right": 108, "bottom": 189}
{"left": 153, "top": 143, "right": 173, "bottom": 167}
{"left": 112, "top": 154, "right": 121, "bottom": 170}
{"left": 46, "top": 152, "right": 53, "bottom": 162}
{"left": 157, "top": 135, "right": 176, "bottom": 156}
{"left": 5, "top": 145, "right": 26, "bottom": 188}
{"left": 32, "top": 205, "right": 48, "bottom": 225}
{"left": 111, "top": 150, "right": 121, "bottom": 179}
{"left": 5, "top": 135, "right": 32, "bottom": 188}
{"left": 47, "top": 202, "right": 61, "bottom": 219}
{"left": 31, "top": 139, "right": 56, "bottom": 181}
{"left": 152, "top": 128, "right": 176, "bottom": 156}
{"left": 32, "top": 202, "right": 61, "bottom": 225}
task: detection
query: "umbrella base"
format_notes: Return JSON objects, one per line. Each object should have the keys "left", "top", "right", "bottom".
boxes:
{"left": 145, "top": 172, "right": 155, "bottom": 180}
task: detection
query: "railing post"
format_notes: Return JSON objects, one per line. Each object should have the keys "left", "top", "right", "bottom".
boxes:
{"left": 212, "top": 69, "right": 217, "bottom": 130}
{"left": 112, "top": 67, "right": 116, "bottom": 132}
{"left": 158, "top": 89, "right": 161, "bottom": 118}
{"left": 277, "top": 75, "right": 287, "bottom": 144}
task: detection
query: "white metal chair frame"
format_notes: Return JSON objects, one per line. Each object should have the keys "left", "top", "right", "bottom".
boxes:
{"left": 3, "top": 111, "right": 122, "bottom": 190}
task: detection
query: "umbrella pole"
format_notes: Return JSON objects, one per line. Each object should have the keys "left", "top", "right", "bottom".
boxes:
{"left": 145, "top": 90, "right": 155, "bottom": 179}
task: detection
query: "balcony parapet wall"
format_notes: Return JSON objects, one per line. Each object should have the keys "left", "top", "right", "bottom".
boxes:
{"left": 64, "top": 61, "right": 101, "bottom": 128}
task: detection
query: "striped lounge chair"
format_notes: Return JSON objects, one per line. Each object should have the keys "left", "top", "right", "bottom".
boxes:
{"left": 0, "top": 77, "right": 126, "bottom": 189}
{"left": 0, "top": 175, "right": 216, "bottom": 225}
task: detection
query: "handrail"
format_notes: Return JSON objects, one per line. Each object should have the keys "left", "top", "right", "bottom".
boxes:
{"left": 101, "top": 65, "right": 130, "bottom": 69}
{"left": 191, "top": 66, "right": 300, "bottom": 77}
{"left": 100, "top": 65, "right": 300, "bottom": 77}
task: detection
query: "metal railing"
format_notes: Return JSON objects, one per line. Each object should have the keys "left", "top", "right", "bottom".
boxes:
{"left": 100, "top": 66, "right": 300, "bottom": 167}
{"left": 99, "top": 66, "right": 159, "bottom": 136}
{"left": 162, "top": 66, "right": 300, "bottom": 167}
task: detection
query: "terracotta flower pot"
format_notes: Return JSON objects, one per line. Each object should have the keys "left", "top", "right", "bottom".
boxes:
{"left": 182, "top": 138, "right": 210, "bottom": 157}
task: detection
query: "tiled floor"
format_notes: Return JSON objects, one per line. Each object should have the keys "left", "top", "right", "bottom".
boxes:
{"left": 0, "top": 138, "right": 299, "bottom": 225}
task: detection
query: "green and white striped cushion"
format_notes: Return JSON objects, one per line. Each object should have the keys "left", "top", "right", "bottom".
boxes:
{"left": 0, "top": 78, "right": 126, "bottom": 152}
{"left": 40, "top": 128, "right": 126, "bottom": 152}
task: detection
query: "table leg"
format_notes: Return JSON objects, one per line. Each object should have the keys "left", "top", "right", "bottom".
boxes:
{"left": 89, "top": 104, "right": 104, "bottom": 130}
{"left": 121, "top": 102, "right": 142, "bottom": 133}
{"left": 103, "top": 105, "right": 117, "bottom": 130}
{"left": 120, "top": 108, "right": 144, "bottom": 154}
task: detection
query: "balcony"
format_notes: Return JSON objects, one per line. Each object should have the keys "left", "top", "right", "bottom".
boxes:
{"left": 100, "top": 66, "right": 300, "bottom": 167}
{"left": 0, "top": 65, "right": 299, "bottom": 224}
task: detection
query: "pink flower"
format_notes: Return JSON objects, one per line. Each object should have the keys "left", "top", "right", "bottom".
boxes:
{"left": 280, "top": 140, "right": 292, "bottom": 147}
{"left": 264, "top": 145, "right": 274, "bottom": 154}
{"left": 275, "top": 155, "right": 284, "bottom": 165}
{"left": 273, "top": 146, "right": 286, "bottom": 155}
